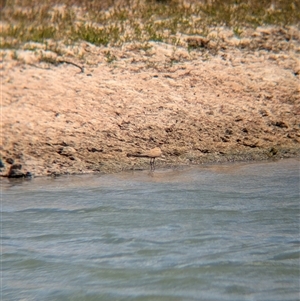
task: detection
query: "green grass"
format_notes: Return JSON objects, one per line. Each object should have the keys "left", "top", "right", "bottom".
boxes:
{"left": 1, "top": 0, "right": 299, "bottom": 50}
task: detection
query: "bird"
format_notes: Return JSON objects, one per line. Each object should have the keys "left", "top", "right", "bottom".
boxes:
{"left": 127, "top": 147, "right": 162, "bottom": 171}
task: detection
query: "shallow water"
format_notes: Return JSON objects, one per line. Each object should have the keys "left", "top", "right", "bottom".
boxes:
{"left": 2, "top": 159, "right": 299, "bottom": 301}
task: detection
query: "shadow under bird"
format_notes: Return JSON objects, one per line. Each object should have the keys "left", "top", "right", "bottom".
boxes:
{"left": 127, "top": 147, "right": 163, "bottom": 171}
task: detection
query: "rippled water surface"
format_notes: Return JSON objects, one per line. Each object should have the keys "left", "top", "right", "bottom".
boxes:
{"left": 2, "top": 159, "right": 299, "bottom": 301}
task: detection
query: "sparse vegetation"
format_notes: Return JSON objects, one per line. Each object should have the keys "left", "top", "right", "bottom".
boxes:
{"left": 104, "top": 50, "right": 117, "bottom": 63}
{"left": 0, "top": 0, "right": 299, "bottom": 52}
{"left": 233, "top": 26, "right": 243, "bottom": 38}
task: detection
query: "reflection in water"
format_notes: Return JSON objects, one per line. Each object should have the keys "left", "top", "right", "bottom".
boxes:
{"left": 2, "top": 159, "right": 299, "bottom": 301}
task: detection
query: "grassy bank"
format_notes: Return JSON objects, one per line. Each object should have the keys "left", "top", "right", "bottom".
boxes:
{"left": 1, "top": 0, "right": 299, "bottom": 51}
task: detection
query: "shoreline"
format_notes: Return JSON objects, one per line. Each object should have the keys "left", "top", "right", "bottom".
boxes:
{"left": 1, "top": 148, "right": 299, "bottom": 179}
{"left": 1, "top": 155, "right": 299, "bottom": 180}
{"left": 1, "top": 25, "right": 299, "bottom": 178}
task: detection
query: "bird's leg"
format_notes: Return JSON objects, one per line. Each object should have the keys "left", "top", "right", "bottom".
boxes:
{"left": 150, "top": 158, "right": 154, "bottom": 171}
{"left": 152, "top": 158, "right": 156, "bottom": 171}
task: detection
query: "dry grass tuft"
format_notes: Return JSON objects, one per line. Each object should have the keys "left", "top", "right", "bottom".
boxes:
{"left": 1, "top": 0, "right": 299, "bottom": 52}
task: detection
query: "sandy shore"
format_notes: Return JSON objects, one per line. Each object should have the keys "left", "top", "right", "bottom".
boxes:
{"left": 1, "top": 26, "right": 299, "bottom": 177}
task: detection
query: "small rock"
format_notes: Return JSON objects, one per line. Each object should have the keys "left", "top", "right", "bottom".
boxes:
{"left": 274, "top": 121, "right": 288, "bottom": 128}
{"left": 242, "top": 139, "right": 259, "bottom": 148}
{"left": 11, "top": 163, "right": 22, "bottom": 170}
{"left": 6, "top": 158, "right": 14, "bottom": 164}
{"left": 225, "top": 129, "right": 233, "bottom": 135}
{"left": 50, "top": 171, "right": 61, "bottom": 178}
{"left": 173, "top": 149, "right": 181, "bottom": 156}
{"left": 198, "top": 148, "right": 210, "bottom": 153}
{"left": 221, "top": 136, "right": 230, "bottom": 142}
{"left": 269, "top": 147, "right": 278, "bottom": 156}
{"left": 88, "top": 147, "right": 103, "bottom": 153}
{"left": 58, "top": 146, "right": 76, "bottom": 156}
{"left": 186, "top": 36, "right": 209, "bottom": 49}
{"left": 25, "top": 172, "right": 33, "bottom": 178}
{"left": 8, "top": 164, "right": 24, "bottom": 178}
{"left": 260, "top": 109, "right": 269, "bottom": 117}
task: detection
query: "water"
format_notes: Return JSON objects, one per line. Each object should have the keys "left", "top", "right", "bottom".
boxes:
{"left": 1, "top": 159, "right": 299, "bottom": 301}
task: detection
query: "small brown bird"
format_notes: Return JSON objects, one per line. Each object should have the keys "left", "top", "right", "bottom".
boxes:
{"left": 127, "top": 147, "right": 162, "bottom": 171}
